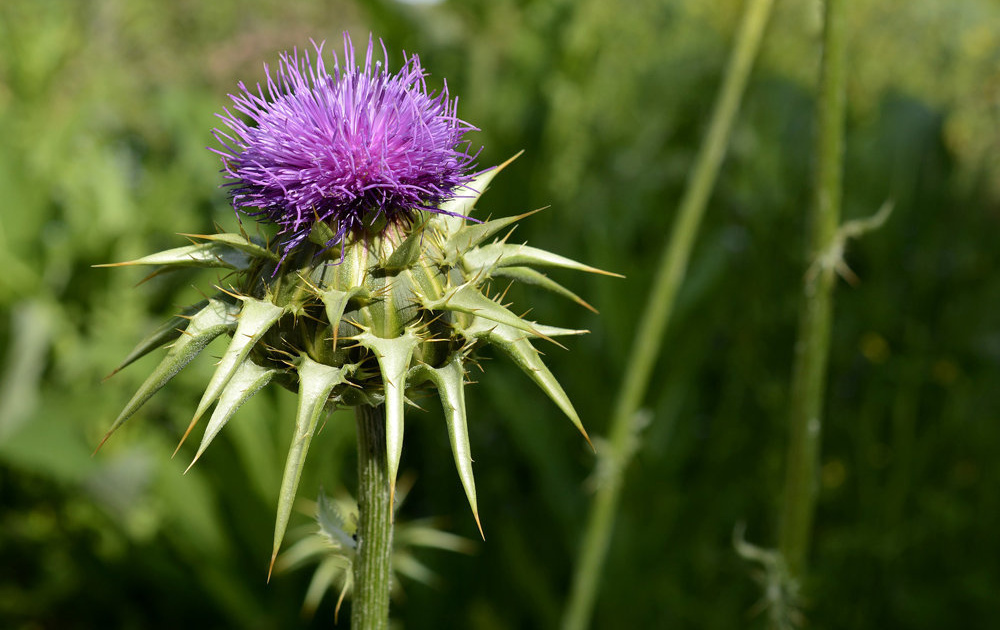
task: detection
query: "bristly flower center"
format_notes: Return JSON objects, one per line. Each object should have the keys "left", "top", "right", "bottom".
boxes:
{"left": 211, "top": 33, "right": 480, "bottom": 260}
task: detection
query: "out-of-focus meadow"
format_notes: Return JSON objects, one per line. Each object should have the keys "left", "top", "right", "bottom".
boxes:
{"left": 1, "top": 0, "right": 998, "bottom": 627}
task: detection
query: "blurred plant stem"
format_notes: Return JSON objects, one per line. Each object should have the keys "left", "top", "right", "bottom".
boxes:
{"left": 352, "top": 405, "right": 393, "bottom": 630}
{"left": 561, "top": 0, "right": 775, "bottom": 627}
{"left": 777, "top": 0, "right": 847, "bottom": 586}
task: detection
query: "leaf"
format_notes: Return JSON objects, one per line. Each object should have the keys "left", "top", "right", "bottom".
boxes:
{"left": 270, "top": 357, "right": 351, "bottom": 578}
{"left": 409, "top": 354, "right": 482, "bottom": 537}
{"left": 186, "top": 359, "right": 277, "bottom": 470}
{"left": 97, "top": 298, "right": 240, "bottom": 451}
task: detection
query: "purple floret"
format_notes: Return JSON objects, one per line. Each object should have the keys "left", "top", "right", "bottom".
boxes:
{"left": 211, "top": 34, "right": 479, "bottom": 258}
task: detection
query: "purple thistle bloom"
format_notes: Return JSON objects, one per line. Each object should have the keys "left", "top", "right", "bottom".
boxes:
{"left": 211, "top": 34, "right": 479, "bottom": 257}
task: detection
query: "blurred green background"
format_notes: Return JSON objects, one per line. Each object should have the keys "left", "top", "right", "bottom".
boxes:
{"left": 1, "top": 0, "right": 998, "bottom": 628}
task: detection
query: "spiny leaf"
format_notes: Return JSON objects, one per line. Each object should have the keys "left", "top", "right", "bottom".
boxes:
{"left": 463, "top": 242, "right": 624, "bottom": 277}
{"left": 96, "top": 298, "right": 240, "bottom": 451}
{"left": 270, "top": 357, "right": 351, "bottom": 579}
{"left": 423, "top": 282, "right": 551, "bottom": 344}
{"left": 94, "top": 240, "right": 256, "bottom": 271}
{"left": 464, "top": 320, "right": 592, "bottom": 448}
{"left": 435, "top": 152, "right": 522, "bottom": 235}
{"left": 186, "top": 359, "right": 277, "bottom": 471}
{"left": 356, "top": 328, "right": 422, "bottom": 511}
{"left": 105, "top": 299, "right": 209, "bottom": 378}
{"left": 442, "top": 209, "right": 541, "bottom": 262}
{"left": 487, "top": 266, "right": 598, "bottom": 312}
{"left": 409, "top": 355, "right": 482, "bottom": 538}
{"left": 177, "top": 232, "right": 278, "bottom": 261}
{"left": 182, "top": 297, "right": 286, "bottom": 449}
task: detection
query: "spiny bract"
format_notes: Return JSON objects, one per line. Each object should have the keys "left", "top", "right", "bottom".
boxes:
{"left": 99, "top": 159, "right": 617, "bottom": 563}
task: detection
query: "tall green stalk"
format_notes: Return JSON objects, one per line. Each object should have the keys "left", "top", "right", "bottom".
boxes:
{"left": 777, "top": 0, "right": 848, "bottom": 584}
{"left": 352, "top": 405, "right": 393, "bottom": 630}
{"left": 561, "top": 1, "right": 775, "bottom": 628}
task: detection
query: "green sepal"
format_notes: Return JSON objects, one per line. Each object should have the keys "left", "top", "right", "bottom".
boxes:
{"left": 464, "top": 242, "right": 622, "bottom": 277}
{"left": 382, "top": 223, "right": 426, "bottom": 272}
{"left": 356, "top": 328, "right": 422, "bottom": 508}
{"left": 463, "top": 320, "right": 591, "bottom": 446}
{"left": 409, "top": 354, "right": 482, "bottom": 537}
{"left": 187, "top": 359, "right": 278, "bottom": 470}
{"left": 189, "top": 297, "right": 287, "bottom": 431}
{"left": 97, "top": 298, "right": 240, "bottom": 449}
{"left": 487, "top": 265, "right": 597, "bottom": 313}
{"left": 106, "top": 299, "right": 209, "bottom": 377}
{"left": 319, "top": 286, "right": 370, "bottom": 346}
{"left": 271, "top": 357, "right": 352, "bottom": 574}
{"left": 423, "top": 282, "right": 549, "bottom": 343}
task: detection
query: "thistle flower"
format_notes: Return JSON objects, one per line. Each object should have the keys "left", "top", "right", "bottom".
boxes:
{"left": 211, "top": 35, "right": 479, "bottom": 259}
{"left": 99, "top": 33, "right": 618, "bottom": 581}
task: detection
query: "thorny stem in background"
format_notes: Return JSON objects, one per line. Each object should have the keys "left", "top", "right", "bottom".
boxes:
{"left": 561, "top": 0, "right": 776, "bottom": 628}
{"left": 777, "top": 0, "right": 848, "bottom": 586}
{"left": 352, "top": 405, "right": 393, "bottom": 630}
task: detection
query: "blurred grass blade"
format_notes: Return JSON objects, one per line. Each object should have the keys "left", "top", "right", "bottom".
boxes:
{"left": 562, "top": 0, "right": 776, "bottom": 627}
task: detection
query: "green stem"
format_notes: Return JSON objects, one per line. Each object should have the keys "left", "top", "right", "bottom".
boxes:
{"left": 352, "top": 404, "right": 393, "bottom": 630}
{"left": 777, "top": 0, "right": 847, "bottom": 585}
{"left": 561, "top": 1, "right": 774, "bottom": 628}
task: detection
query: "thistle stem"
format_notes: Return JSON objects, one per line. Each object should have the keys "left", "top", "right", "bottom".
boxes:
{"left": 352, "top": 404, "right": 393, "bottom": 630}
{"left": 561, "top": 1, "right": 774, "bottom": 628}
{"left": 777, "top": 0, "right": 848, "bottom": 585}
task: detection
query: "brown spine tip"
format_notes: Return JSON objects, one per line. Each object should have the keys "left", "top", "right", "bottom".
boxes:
{"left": 267, "top": 550, "right": 278, "bottom": 583}
{"left": 474, "top": 510, "right": 485, "bottom": 541}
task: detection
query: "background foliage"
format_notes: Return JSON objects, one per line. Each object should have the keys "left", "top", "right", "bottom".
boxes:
{"left": 1, "top": 0, "right": 998, "bottom": 627}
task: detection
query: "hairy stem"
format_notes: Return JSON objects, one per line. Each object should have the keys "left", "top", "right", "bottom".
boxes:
{"left": 561, "top": 1, "right": 775, "bottom": 628}
{"left": 777, "top": 0, "right": 848, "bottom": 586}
{"left": 352, "top": 404, "right": 393, "bottom": 630}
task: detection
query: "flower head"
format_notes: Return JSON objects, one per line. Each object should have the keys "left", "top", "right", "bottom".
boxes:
{"left": 211, "top": 34, "right": 479, "bottom": 257}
